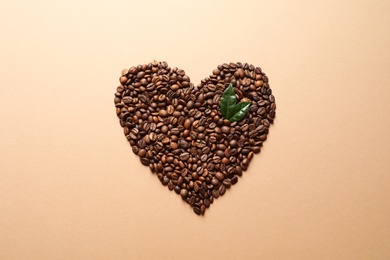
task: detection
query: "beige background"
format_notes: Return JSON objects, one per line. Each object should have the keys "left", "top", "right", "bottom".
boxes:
{"left": 1, "top": 0, "right": 390, "bottom": 259}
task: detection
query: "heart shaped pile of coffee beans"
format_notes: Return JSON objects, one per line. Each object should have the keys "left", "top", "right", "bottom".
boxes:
{"left": 114, "top": 61, "right": 275, "bottom": 215}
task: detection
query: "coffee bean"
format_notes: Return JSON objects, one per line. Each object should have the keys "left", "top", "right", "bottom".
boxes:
{"left": 219, "top": 185, "right": 226, "bottom": 195}
{"left": 241, "top": 148, "right": 250, "bottom": 155}
{"left": 215, "top": 172, "right": 225, "bottom": 181}
{"left": 236, "top": 166, "right": 242, "bottom": 176}
{"left": 161, "top": 176, "right": 170, "bottom": 185}
{"left": 223, "top": 179, "right": 231, "bottom": 188}
{"left": 242, "top": 158, "right": 249, "bottom": 166}
{"left": 184, "top": 119, "right": 191, "bottom": 129}
{"left": 229, "top": 139, "right": 237, "bottom": 147}
{"left": 138, "top": 149, "right": 146, "bottom": 157}
{"left": 171, "top": 84, "right": 180, "bottom": 91}
{"left": 180, "top": 152, "right": 190, "bottom": 161}
{"left": 213, "top": 156, "right": 221, "bottom": 164}
{"left": 161, "top": 125, "right": 168, "bottom": 134}
{"left": 159, "top": 109, "right": 168, "bottom": 117}
{"left": 141, "top": 157, "right": 150, "bottom": 166}
{"left": 187, "top": 100, "right": 194, "bottom": 109}
{"left": 222, "top": 157, "right": 230, "bottom": 165}
{"left": 221, "top": 126, "right": 230, "bottom": 134}
{"left": 149, "top": 132, "right": 157, "bottom": 141}
{"left": 193, "top": 207, "right": 201, "bottom": 215}
{"left": 137, "top": 71, "right": 145, "bottom": 79}
{"left": 167, "top": 105, "right": 174, "bottom": 114}
{"left": 180, "top": 189, "right": 188, "bottom": 199}
{"left": 171, "top": 128, "right": 180, "bottom": 135}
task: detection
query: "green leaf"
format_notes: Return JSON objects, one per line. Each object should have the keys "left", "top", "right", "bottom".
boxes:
{"left": 229, "top": 102, "right": 251, "bottom": 122}
{"left": 220, "top": 84, "right": 251, "bottom": 122}
{"left": 220, "top": 84, "right": 237, "bottom": 118}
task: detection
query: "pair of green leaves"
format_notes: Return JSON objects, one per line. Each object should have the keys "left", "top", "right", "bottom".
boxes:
{"left": 220, "top": 84, "right": 251, "bottom": 122}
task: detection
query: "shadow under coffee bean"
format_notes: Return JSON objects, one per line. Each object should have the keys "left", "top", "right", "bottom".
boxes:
{"left": 114, "top": 61, "right": 276, "bottom": 215}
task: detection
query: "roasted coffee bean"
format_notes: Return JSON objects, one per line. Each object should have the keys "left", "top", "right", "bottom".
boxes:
{"left": 193, "top": 207, "right": 201, "bottom": 215}
{"left": 171, "top": 128, "right": 180, "bottom": 135}
{"left": 180, "top": 189, "right": 188, "bottom": 199}
{"left": 211, "top": 178, "right": 219, "bottom": 186}
{"left": 212, "top": 190, "right": 220, "bottom": 198}
{"left": 159, "top": 109, "right": 168, "bottom": 117}
{"left": 215, "top": 172, "right": 225, "bottom": 181}
{"left": 140, "top": 157, "right": 150, "bottom": 166}
{"left": 236, "top": 166, "right": 242, "bottom": 176}
{"left": 137, "top": 71, "right": 145, "bottom": 79}
{"left": 213, "top": 156, "right": 221, "bottom": 164}
{"left": 231, "top": 176, "right": 238, "bottom": 185}
{"left": 223, "top": 179, "right": 231, "bottom": 188}
{"left": 221, "top": 126, "right": 230, "bottom": 134}
{"left": 167, "top": 105, "right": 174, "bottom": 114}
{"left": 219, "top": 185, "right": 226, "bottom": 195}
{"left": 222, "top": 157, "right": 230, "bottom": 165}
{"left": 184, "top": 119, "right": 192, "bottom": 129}
{"left": 180, "top": 152, "right": 190, "bottom": 161}
{"left": 138, "top": 149, "right": 146, "bottom": 157}
{"left": 229, "top": 139, "right": 237, "bottom": 147}
{"left": 115, "top": 61, "right": 274, "bottom": 215}
{"left": 161, "top": 125, "right": 168, "bottom": 134}
{"left": 149, "top": 132, "right": 157, "bottom": 141}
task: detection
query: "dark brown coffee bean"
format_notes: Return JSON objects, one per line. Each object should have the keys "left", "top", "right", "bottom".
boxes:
{"left": 212, "top": 190, "right": 219, "bottom": 198}
{"left": 174, "top": 185, "right": 181, "bottom": 194}
{"left": 149, "top": 132, "right": 157, "bottom": 141}
{"left": 193, "top": 207, "right": 201, "bottom": 215}
{"left": 161, "top": 125, "right": 168, "bottom": 134}
{"left": 221, "top": 126, "right": 230, "bottom": 134}
{"left": 137, "top": 71, "right": 145, "bottom": 79}
{"left": 180, "top": 152, "right": 190, "bottom": 161}
{"left": 213, "top": 156, "right": 221, "bottom": 164}
{"left": 223, "top": 179, "right": 231, "bottom": 188}
{"left": 161, "top": 176, "right": 170, "bottom": 185}
{"left": 193, "top": 182, "right": 199, "bottom": 192}
{"left": 231, "top": 176, "right": 238, "bottom": 185}
{"left": 180, "top": 189, "right": 188, "bottom": 199}
{"left": 241, "top": 148, "right": 250, "bottom": 155}
{"left": 167, "top": 105, "right": 174, "bottom": 114}
{"left": 186, "top": 100, "right": 194, "bottom": 109}
{"left": 219, "top": 185, "right": 226, "bottom": 195}
{"left": 138, "top": 149, "right": 146, "bottom": 157}
{"left": 215, "top": 172, "right": 224, "bottom": 181}
{"left": 158, "top": 109, "right": 168, "bottom": 117}
{"left": 242, "top": 158, "right": 249, "bottom": 166}
{"left": 140, "top": 157, "right": 150, "bottom": 166}
{"left": 171, "top": 128, "right": 180, "bottom": 135}
{"left": 169, "top": 141, "right": 178, "bottom": 150}
{"left": 222, "top": 157, "right": 230, "bottom": 165}
{"left": 211, "top": 178, "right": 219, "bottom": 186}
{"left": 171, "top": 84, "right": 180, "bottom": 91}
{"left": 229, "top": 139, "right": 237, "bottom": 147}
{"left": 236, "top": 166, "right": 242, "bottom": 176}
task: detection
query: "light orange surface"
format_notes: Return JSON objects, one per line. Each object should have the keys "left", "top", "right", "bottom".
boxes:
{"left": 1, "top": 0, "right": 390, "bottom": 259}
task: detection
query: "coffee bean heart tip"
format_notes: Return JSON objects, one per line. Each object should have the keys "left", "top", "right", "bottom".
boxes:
{"left": 114, "top": 61, "right": 276, "bottom": 215}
